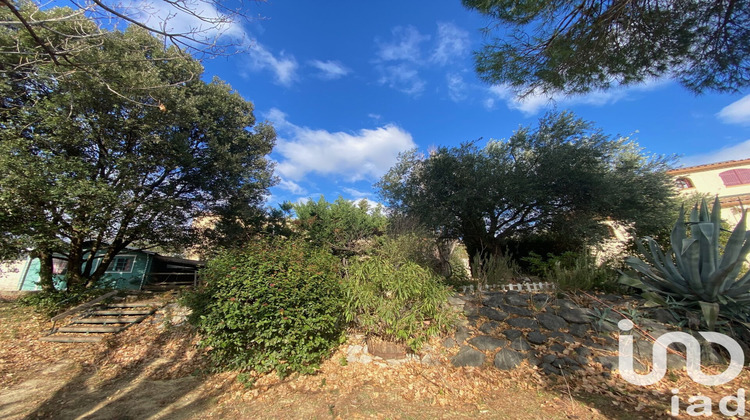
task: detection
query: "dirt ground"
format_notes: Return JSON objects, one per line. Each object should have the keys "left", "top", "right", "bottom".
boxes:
{"left": 0, "top": 297, "right": 747, "bottom": 419}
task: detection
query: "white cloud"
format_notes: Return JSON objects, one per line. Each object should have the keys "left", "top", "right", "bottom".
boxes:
{"left": 247, "top": 42, "right": 298, "bottom": 86}
{"left": 717, "top": 95, "right": 750, "bottom": 125}
{"left": 266, "top": 108, "right": 417, "bottom": 182}
{"left": 309, "top": 60, "right": 351, "bottom": 80}
{"left": 127, "top": 0, "right": 246, "bottom": 45}
{"left": 368, "top": 113, "right": 382, "bottom": 122}
{"left": 446, "top": 73, "right": 468, "bottom": 102}
{"left": 431, "top": 22, "right": 470, "bottom": 65}
{"left": 485, "top": 79, "right": 669, "bottom": 115}
{"left": 278, "top": 179, "right": 306, "bottom": 195}
{"left": 377, "top": 63, "right": 425, "bottom": 96}
{"left": 375, "top": 26, "right": 430, "bottom": 62}
{"left": 679, "top": 139, "right": 750, "bottom": 167}
{"left": 342, "top": 187, "right": 371, "bottom": 198}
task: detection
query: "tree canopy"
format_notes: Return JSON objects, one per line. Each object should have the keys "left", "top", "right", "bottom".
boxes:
{"left": 463, "top": 0, "right": 750, "bottom": 95}
{"left": 0, "top": 22, "right": 276, "bottom": 291}
{"left": 292, "top": 196, "right": 387, "bottom": 254}
{"left": 377, "top": 112, "right": 677, "bottom": 263}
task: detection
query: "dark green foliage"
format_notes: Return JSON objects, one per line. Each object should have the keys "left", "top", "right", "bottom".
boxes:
{"left": 523, "top": 252, "right": 619, "bottom": 292}
{"left": 343, "top": 256, "right": 454, "bottom": 351}
{"left": 0, "top": 10, "right": 276, "bottom": 290}
{"left": 292, "top": 196, "right": 387, "bottom": 254}
{"left": 183, "top": 238, "right": 345, "bottom": 377}
{"left": 463, "top": 0, "right": 750, "bottom": 94}
{"left": 378, "top": 111, "right": 677, "bottom": 266}
{"left": 622, "top": 198, "right": 750, "bottom": 331}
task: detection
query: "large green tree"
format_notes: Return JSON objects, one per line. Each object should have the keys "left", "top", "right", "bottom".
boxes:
{"left": 377, "top": 112, "right": 677, "bottom": 265}
{"left": 0, "top": 22, "right": 276, "bottom": 291}
{"left": 463, "top": 0, "right": 750, "bottom": 95}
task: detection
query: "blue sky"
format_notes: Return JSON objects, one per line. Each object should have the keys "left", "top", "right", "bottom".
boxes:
{"left": 117, "top": 1, "right": 750, "bottom": 206}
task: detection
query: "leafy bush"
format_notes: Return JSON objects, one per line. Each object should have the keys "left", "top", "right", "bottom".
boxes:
{"left": 621, "top": 197, "right": 750, "bottom": 331}
{"left": 524, "top": 251, "right": 618, "bottom": 292}
{"left": 471, "top": 252, "right": 519, "bottom": 287}
{"left": 292, "top": 196, "right": 387, "bottom": 253}
{"left": 183, "top": 237, "right": 345, "bottom": 377}
{"left": 18, "top": 288, "right": 114, "bottom": 318}
{"left": 343, "top": 256, "right": 454, "bottom": 351}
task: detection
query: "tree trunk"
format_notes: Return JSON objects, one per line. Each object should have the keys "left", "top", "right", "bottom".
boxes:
{"left": 35, "top": 249, "right": 56, "bottom": 292}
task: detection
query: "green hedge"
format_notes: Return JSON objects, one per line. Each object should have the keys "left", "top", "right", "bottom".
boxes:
{"left": 184, "top": 237, "right": 345, "bottom": 377}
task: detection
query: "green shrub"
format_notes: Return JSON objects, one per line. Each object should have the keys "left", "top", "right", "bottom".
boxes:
{"left": 292, "top": 196, "right": 387, "bottom": 253}
{"left": 524, "top": 251, "right": 618, "bottom": 292}
{"left": 471, "top": 252, "right": 519, "bottom": 287}
{"left": 343, "top": 256, "right": 454, "bottom": 351}
{"left": 183, "top": 237, "right": 345, "bottom": 377}
{"left": 621, "top": 197, "right": 750, "bottom": 331}
{"left": 18, "top": 288, "right": 113, "bottom": 318}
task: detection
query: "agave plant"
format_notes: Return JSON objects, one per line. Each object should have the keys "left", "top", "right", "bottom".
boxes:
{"left": 621, "top": 197, "right": 750, "bottom": 330}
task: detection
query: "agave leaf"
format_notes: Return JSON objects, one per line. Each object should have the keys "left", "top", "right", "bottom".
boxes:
{"left": 680, "top": 237, "right": 704, "bottom": 296}
{"left": 699, "top": 301, "right": 719, "bottom": 331}
{"left": 619, "top": 272, "right": 646, "bottom": 289}
{"left": 671, "top": 206, "right": 687, "bottom": 273}
{"left": 642, "top": 292, "right": 667, "bottom": 306}
{"left": 710, "top": 196, "right": 722, "bottom": 262}
{"left": 689, "top": 205, "right": 701, "bottom": 237}
{"left": 697, "top": 222, "right": 717, "bottom": 284}
{"left": 718, "top": 210, "right": 748, "bottom": 270}
{"left": 699, "top": 198, "right": 710, "bottom": 223}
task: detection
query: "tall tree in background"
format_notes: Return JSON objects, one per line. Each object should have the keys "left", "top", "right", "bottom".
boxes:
{"left": 0, "top": 21, "right": 276, "bottom": 291}
{"left": 378, "top": 112, "right": 677, "bottom": 265}
{"left": 463, "top": 0, "right": 750, "bottom": 95}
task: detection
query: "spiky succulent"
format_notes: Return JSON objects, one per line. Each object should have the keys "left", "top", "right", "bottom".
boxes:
{"left": 621, "top": 197, "right": 750, "bottom": 330}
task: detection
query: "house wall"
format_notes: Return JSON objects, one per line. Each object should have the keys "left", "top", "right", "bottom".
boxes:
{"left": 18, "top": 252, "right": 153, "bottom": 291}
{"left": 669, "top": 160, "right": 750, "bottom": 227}
{"left": 0, "top": 260, "right": 29, "bottom": 291}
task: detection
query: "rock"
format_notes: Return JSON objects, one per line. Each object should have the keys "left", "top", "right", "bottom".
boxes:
{"left": 542, "top": 362, "right": 561, "bottom": 375}
{"left": 482, "top": 295, "right": 505, "bottom": 308}
{"left": 651, "top": 308, "right": 678, "bottom": 325}
{"left": 463, "top": 304, "right": 480, "bottom": 317}
{"left": 533, "top": 293, "right": 551, "bottom": 303}
{"left": 542, "top": 354, "right": 557, "bottom": 364}
{"left": 503, "top": 329, "right": 523, "bottom": 340}
{"left": 527, "top": 331, "right": 548, "bottom": 345}
{"left": 507, "top": 317, "right": 538, "bottom": 330}
{"left": 568, "top": 323, "right": 590, "bottom": 338}
{"left": 549, "top": 343, "right": 566, "bottom": 353}
{"left": 479, "top": 321, "right": 500, "bottom": 334}
{"left": 448, "top": 296, "right": 466, "bottom": 307}
{"left": 494, "top": 348, "right": 526, "bottom": 370}
{"left": 527, "top": 353, "right": 542, "bottom": 366}
{"left": 467, "top": 316, "right": 482, "bottom": 327}
{"left": 557, "top": 307, "right": 589, "bottom": 324}
{"left": 455, "top": 326, "right": 471, "bottom": 344}
{"left": 442, "top": 337, "right": 458, "bottom": 348}
{"left": 556, "top": 299, "right": 579, "bottom": 310}
{"left": 575, "top": 347, "right": 592, "bottom": 358}
{"left": 548, "top": 332, "right": 576, "bottom": 343}
{"left": 596, "top": 355, "right": 646, "bottom": 372}
{"left": 469, "top": 335, "right": 509, "bottom": 351}
{"left": 505, "top": 293, "right": 530, "bottom": 307}
{"left": 499, "top": 303, "right": 534, "bottom": 317}
{"left": 510, "top": 337, "right": 531, "bottom": 351}
{"left": 451, "top": 346, "right": 486, "bottom": 367}
{"left": 537, "top": 312, "right": 569, "bottom": 331}
{"left": 479, "top": 307, "right": 509, "bottom": 321}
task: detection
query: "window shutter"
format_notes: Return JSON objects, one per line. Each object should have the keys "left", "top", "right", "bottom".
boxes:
{"left": 720, "top": 170, "right": 742, "bottom": 186}
{"left": 737, "top": 168, "right": 750, "bottom": 184}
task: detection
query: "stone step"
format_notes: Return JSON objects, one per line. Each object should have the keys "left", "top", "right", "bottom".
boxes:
{"left": 89, "top": 309, "right": 154, "bottom": 316}
{"left": 108, "top": 302, "right": 160, "bottom": 308}
{"left": 40, "top": 335, "right": 104, "bottom": 343}
{"left": 71, "top": 316, "right": 146, "bottom": 324}
{"left": 57, "top": 325, "right": 126, "bottom": 333}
